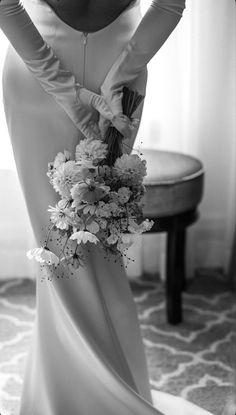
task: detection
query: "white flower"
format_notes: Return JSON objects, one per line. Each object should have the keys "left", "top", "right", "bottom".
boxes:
{"left": 128, "top": 218, "right": 154, "bottom": 234}
{"left": 141, "top": 218, "right": 154, "bottom": 232}
{"left": 106, "top": 234, "right": 119, "bottom": 245}
{"left": 96, "top": 218, "right": 107, "bottom": 230}
{"left": 75, "top": 138, "right": 107, "bottom": 165}
{"left": 27, "top": 246, "right": 59, "bottom": 266}
{"left": 113, "top": 154, "right": 147, "bottom": 184}
{"left": 108, "top": 202, "right": 120, "bottom": 216}
{"left": 108, "top": 222, "right": 120, "bottom": 234}
{"left": 75, "top": 160, "right": 95, "bottom": 170}
{"left": 75, "top": 165, "right": 98, "bottom": 181}
{"left": 70, "top": 230, "right": 99, "bottom": 245}
{"left": 95, "top": 201, "right": 120, "bottom": 217}
{"left": 69, "top": 212, "right": 85, "bottom": 230}
{"left": 95, "top": 201, "right": 112, "bottom": 218}
{"left": 48, "top": 204, "right": 72, "bottom": 230}
{"left": 117, "top": 235, "right": 133, "bottom": 252}
{"left": 71, "top": 200, "right": 87, "bottom": 210}
{"left": 58, "top": 198, "right": 71, "bottom": 209}
{"left": 117, "top": 187, "right": 131, "bottom": 204}
{"left": 83, "top": 204, "right": 97, "bottom": 215}
{"left": 71, "top": 180, "right": 110, "bottom": 204}
{"left": 85, "top": 218, "right": 100, "bottom": 234}
{"left": 52, "top": 161, "right": 81, "bottom": 198}
{"left": 53, "top": 150, "right": 72, "bottom": 169}
{"left": 47, "top": 163, "right": 55, "bottom": 182}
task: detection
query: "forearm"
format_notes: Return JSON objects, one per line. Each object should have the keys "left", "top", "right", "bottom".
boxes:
{"left": 101, "top": 0, "right": 186, "bottom": 97}
{"left": 0, "top": 0, "right": 114, "bottom": 138}
{"left": 127, "top": 1, "right": 183, "bottom": 67}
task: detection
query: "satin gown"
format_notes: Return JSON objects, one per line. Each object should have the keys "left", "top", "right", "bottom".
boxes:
{"left": 2, "top": 1, "right": 214, "bottom": 414}
{"left": 2, "top": 0, "right": 156, "bottom": 413}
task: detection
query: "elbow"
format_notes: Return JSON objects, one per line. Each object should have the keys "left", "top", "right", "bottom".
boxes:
{"left": 151, "top": 0, "right": 186, "bottom": 18}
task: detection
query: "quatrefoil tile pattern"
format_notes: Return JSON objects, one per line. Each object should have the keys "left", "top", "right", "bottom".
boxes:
{"left": 0, "top": 275, "right": 235, "bottom": 415}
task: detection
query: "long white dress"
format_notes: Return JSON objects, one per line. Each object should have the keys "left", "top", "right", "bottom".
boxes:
{"left": 1, "top": 0, "right": 214, "bottom": 414}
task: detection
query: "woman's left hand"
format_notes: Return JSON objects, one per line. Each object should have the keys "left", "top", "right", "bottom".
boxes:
{"left": 99, "top": 112, "right": 136, "bottom": 139}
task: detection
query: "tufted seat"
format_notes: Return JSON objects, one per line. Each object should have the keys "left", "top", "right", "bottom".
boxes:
{"left": 141, "top": 149, "right": 204, "bottom": 324}
{"left": 143, "top": 149, "right": 204, "bottom": 216}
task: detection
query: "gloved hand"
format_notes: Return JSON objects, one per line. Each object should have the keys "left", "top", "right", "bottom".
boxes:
{"left": 76, "top": 86, "right": 115, "bottom": 138}
{"left": 0, "top": 0, "right": 114, "bottom": 140}
{"left": 100, "top": 0, "right": 186, "bottom": 138}
{"left": 99, "top": 113, "right": 136, "bottom": 140}
{"left": 78, "top": 86, "right": 135, "bottom": 138}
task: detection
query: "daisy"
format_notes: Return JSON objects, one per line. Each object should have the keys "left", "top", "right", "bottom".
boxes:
{"left": 48, "top": 204, "right": 73, "bottom": 230}
{"left": 71, "top": 180, "right": 110, "bottom": 204}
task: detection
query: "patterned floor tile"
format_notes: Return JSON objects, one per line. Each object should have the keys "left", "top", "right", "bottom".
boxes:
{"left": 0, "top": 275, "right": 235, "bottom": 415}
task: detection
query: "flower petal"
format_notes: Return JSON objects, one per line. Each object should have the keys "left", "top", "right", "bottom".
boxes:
{"left": 70, "top": 230, "right": 99, "bottom": 245}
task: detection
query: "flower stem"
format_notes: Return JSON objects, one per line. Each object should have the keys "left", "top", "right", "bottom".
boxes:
{"left": 61, "top": 235, "right": 70, "bottom": 259}
{"left": 45, "top": 224, "right": 56, "bottom": 247}
{"left": 103, "top": 87, "right": 144, "bottom": 166}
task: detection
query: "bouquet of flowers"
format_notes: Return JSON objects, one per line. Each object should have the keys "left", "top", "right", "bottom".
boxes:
{"left": 27, "top": 87, "right": 154, "bottom": 274}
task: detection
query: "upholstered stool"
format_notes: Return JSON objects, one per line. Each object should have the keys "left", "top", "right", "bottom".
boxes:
{"left": 141, "top": 149, "right": 204, "bottom": 325}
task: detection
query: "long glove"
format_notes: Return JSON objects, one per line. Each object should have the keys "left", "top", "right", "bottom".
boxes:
{"left": 0, "top": 0, "right": 115, "bottom": 140}
{"left": 100, "top": 0, "right": 186, "bottom": 135}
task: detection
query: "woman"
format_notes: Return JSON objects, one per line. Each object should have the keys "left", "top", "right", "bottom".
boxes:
{"left": 0, "top": 1, "right": 187, "bottom": 414}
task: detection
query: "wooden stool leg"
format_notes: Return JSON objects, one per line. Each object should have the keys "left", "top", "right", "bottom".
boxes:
{"left": 176, "top": 228, "right": 187, "bottom": 291}
{"left": 166, "top": 218, "right": 182, "bottom": 324}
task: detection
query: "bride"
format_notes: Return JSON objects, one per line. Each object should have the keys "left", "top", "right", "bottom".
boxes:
{"left": 0, "top": 0, "right": 213, "bottom": 414}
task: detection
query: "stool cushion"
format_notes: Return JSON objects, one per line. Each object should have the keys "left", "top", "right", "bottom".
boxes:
{"left": 141, "top": 149, "right": 204, "bottom": 217}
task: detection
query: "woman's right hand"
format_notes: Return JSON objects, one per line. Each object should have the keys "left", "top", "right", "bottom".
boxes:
{"left": 77, "top": 86, "right": 113, "bottom": 121}
{"left": 77, "top": 86, "right": 134, "bottom": 140}
{"left": 75, "top": 86, "right": 112, "bottom": 140}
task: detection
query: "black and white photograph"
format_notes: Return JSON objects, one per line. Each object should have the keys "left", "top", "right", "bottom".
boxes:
{"left": 0, "top": 0, "right": 235, "bottom": 414}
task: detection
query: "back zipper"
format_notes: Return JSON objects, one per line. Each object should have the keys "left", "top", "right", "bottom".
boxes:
{"left": 82, "top": 32, "right": 88, "bottom": 86}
